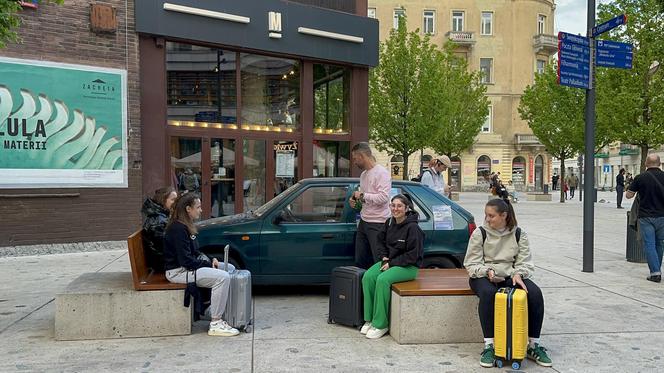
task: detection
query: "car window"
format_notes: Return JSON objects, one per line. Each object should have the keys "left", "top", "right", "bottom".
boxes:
{"left": 282, "top": 185, "right": 349, "bottom": 223}
{"left": 390, "top": 187, "right": 429, "bottom": 221}
{"left": 253, "top": 182, "right": 301, "bottom": 217}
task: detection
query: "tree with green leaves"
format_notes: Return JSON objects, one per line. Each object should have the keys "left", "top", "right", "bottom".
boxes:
{"left": 519, "top": 64, "right": 587, "bottom": 203}
{"left": 1, "top": 1, "right": 63, "bottom": 48}
{"left": 596, "top": 0, "right": 664, "bottom": 173}
{"left": 369, "top": 17, "right": 440, "bottom": 180}
{"left": 428, "top": 46, "right": 488, "bottom": 183}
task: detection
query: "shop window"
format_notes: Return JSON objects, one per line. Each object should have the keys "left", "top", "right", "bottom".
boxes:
{"left": 166, "top": 42, "right": 237, "bottom": 126}
{"left": 512, "top": 156, "right": 526, "bottom": 188}
{"left": 171, "top": 137, "right": 202, "bottom": 193}
{"left": 477, "top": 155, "right": 491, "bottom": 185}
{"left": 240, "top": 53, "right": 300, "bottom": 131}
{"left": 243, "top": 139, "right": 266, "bottom": 212}
{"left": 313, "top": 64, "right": 350, "bottom": 135}
{"left": 313, "top": 141, "right": 350, "bottom": 177}
{"left": 210, "top": 139, "right": 235, "bottom": 217}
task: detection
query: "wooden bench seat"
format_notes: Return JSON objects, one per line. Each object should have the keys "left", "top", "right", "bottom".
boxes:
{"left": 127, "top": 230, "right": 186, "bottom": 291}
{"left": 389, "top": 268, "right": 483, "bottom": 344}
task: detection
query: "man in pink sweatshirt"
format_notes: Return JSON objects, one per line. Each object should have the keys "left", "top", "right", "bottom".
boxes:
{"left": 349, "top": 142, "right": 392, "bottom": 269}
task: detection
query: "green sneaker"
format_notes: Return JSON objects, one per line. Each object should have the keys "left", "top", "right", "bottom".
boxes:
{"left": 527, "top": 343, "right": 553, "bottom": 367}
{"left": 480, "top": 344, "right": 495, "bottom": 368}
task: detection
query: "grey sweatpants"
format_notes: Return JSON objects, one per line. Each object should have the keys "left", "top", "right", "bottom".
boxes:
{"left": 166, "top": 264, "right": 235, "bottom": 319}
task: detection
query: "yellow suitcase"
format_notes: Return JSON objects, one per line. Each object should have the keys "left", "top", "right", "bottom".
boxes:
{"left": 494, "top": 287, "right": 528, "bottom": 370}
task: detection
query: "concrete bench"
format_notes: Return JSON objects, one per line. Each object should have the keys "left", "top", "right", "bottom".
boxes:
{"left": 54, "top": 231, "right": 190, "bottom": 340}
{"left": 526, "top": 193, "right": 553, "bottom": 201}
{"left": 389, "top": 269, "right": 483, "bottom": 344}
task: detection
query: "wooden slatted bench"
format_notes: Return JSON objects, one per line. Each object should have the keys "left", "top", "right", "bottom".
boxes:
{"left": 389, "top": 268, "right": 483, "bottom": 344}
{"left": 127, "top": 230, "right": 185, "bottom": 291}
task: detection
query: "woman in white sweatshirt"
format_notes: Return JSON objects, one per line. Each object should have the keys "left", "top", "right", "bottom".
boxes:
{"left": 464, "top": 198, "right": 552, "bottom": 369}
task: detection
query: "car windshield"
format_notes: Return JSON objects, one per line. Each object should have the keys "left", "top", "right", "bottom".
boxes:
{"left": 252, "top": 182, "right": 302, "bottom": 217}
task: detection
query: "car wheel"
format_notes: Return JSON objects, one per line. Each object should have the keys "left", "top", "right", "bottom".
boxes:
{"left": 422, "top": 256, "right": 457, "bottom": 269}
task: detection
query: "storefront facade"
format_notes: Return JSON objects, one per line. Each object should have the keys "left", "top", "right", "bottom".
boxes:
{"left": 137, "top": 0, "right": 378, "bottom": 218}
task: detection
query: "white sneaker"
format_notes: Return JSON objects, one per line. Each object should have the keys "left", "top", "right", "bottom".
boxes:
{"left": 208, "top": 320, "right": 240, "bottom": 337}
{"left": 366, "top": 326, "right": 389, "bottom": 339}
{"left": 360, "top": 322, "right": 372, "bottom": 335}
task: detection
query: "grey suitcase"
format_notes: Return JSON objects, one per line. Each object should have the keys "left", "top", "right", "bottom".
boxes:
{"left": 221, "top": 245, "right": 253, "bottom": 332}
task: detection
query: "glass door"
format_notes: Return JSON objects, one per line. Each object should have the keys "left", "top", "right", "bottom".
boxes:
{"left": 210, "top": 139, "right": 236, "bottom": 217}
{"left": 171, "top": 137, "right": 203, "bottom": 195}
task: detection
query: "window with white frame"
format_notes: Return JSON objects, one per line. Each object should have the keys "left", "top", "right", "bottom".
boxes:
{"left": 452, "top": 11, "right": 464, "bottom": 32}
{"left": 480, "top": 58, "right": 493, "bottom": 84}
{"left": 368, "top": 7, "right": 376, "bottom": 19}
{"left": 423, "top": 10, "right": 435, "bottom": 34}
{"left": 481, "top": 12, "right": 493, "bottom": 35}
{"left": 536, "top": 59, "right": 546, "bottom": 74}
{"left": 394, "top": 8, "right": 406, "bottom": 29}
{"left": 482, "top": 106, "right": 493, "bottom": 133}
{"left": 537, "top": 15, "right": 546, "bottom": 34}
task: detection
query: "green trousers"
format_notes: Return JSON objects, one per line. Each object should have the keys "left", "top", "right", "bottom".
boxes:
{"left": 362, "top": 262, "right": 418, "bottom": 330}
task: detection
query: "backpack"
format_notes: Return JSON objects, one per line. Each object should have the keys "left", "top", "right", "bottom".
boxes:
{"left": 479, "top": 226, "right": 521, "bottom": 244}
{"left": 412, "top": 169, "right": 432, "bottom": 183}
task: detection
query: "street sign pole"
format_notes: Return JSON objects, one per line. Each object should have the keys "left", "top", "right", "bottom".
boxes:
{"left": 583, "top": 0, "right": 596, "bottom": 273}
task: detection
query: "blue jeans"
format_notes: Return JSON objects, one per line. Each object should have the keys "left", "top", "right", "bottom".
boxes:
{"left": 638, "top": 217, "right": 664, "bottom": 275}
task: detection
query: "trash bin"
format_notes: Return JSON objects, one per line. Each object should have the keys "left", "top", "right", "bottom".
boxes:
{"left": 543, "top": 184, "right": 549, "bottom": 194}
{"left": 626, "top": 211, "right": 647, "bottom": 263}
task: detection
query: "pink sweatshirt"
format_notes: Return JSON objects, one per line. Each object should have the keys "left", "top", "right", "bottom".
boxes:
{"left": 360, "top": 164, "right": 392, "bottom": 223}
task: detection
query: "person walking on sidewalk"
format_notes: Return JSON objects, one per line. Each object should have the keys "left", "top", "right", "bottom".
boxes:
{"left": 464, "top": 198, "right": 552, "bottom": 368}
{"left": 616, "top": 168, "right": 626, "bottom": 209}
{"left": 566, "top": 173, "right": 579, "bottom": 199}
{"left": 163, "top": 192, "right": 240, "bottom": 336}
{"left": 360, "top": 194, "right": 424, "bottom": 339}
{"left": 626, "top": 154, "right": 664, "bottom": 283}
{"left": 349, "top": 142, "right": 391, "bottom": 269}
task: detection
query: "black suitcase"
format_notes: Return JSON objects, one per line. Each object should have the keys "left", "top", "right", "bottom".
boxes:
{"left": 328, "top": 266, "right": 366, "bottom": 328}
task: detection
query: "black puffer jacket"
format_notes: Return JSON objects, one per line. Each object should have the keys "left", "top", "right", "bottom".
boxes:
{"left": 141, "top": 198, "right": 169, "bottom": 271}
{"left": 376, "top": 211, "right": 425, "bottom": 268}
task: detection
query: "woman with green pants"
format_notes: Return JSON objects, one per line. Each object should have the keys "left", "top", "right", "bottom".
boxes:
{"left": 361, "top": 194, "right": 424, "bottom": 339}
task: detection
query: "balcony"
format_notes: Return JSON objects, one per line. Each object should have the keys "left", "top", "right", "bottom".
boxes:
{"left": 533, "top": 34, "right": 558, "bottom": 55}
{"left": 515, "top": 134, "right": 542, "bottom": 145}
{"left": 445, "top": 31, "right": 475, "bottom": 48}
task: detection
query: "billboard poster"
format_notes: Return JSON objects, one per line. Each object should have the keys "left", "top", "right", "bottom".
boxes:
{"left": 0, "top": 57, "right": 127, "bottom": 188}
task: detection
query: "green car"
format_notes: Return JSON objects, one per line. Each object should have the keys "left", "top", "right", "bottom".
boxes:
{"left": 197, "top": 178, "right": 476, "bottom": 285}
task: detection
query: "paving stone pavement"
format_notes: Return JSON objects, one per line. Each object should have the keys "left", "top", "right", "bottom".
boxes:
{"left": 0, "top": 191, "right": 662, "bottom": 372}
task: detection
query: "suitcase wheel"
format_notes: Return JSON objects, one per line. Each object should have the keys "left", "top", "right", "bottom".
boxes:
{"left": 495, "top": 359, "right": 503, "bottom": 368}
{"left": 511, "top": 360, "right": 521, "bottom": 370}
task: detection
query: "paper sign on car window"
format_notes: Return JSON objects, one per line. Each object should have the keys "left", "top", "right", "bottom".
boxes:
{"left": 432, "top": 205, "right": 454, "bottom": 230}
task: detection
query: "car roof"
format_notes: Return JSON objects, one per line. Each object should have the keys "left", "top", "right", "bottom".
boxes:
{"left": 299, "top": 177, "right": 421, "bottom": 186}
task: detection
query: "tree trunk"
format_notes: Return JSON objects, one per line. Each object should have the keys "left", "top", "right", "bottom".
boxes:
{"left": 640, "top": 145, "right": 649, "bottom": 174}
{"left": 402, "top": 152, "right": 410, "bottom": 180}
{"left": 559, "top": 157, "right": 566, "bottom": 203}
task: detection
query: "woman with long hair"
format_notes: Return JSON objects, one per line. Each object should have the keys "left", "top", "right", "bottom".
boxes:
{"left": 163, "top": 193, "right": 239, "bottom": 337}
{"left": 464, "top": 198, "right": 552, "bottom": 368}
{"left": 141, "top": 186, "right": 177, "bottom": 271}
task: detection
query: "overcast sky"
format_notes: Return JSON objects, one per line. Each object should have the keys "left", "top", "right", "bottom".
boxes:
{"left": 555, "top": 0, "right": 615, "bottom": 35}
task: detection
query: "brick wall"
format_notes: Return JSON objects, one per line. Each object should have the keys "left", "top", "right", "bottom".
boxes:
{"left": 0, "top": 0, "right": 142, "bottom": 246}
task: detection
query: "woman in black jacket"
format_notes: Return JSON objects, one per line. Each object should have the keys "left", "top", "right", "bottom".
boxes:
{"left": 163, "top": 192, "right": 239, "bottom": 337}
{"left": 141, "top": 186, "right": 177, "bottom": 271}
{"left": 360, "top": 194, "right": 424, "bottom": 339}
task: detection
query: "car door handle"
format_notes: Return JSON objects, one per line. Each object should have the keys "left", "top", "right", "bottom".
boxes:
{"left": 321, "top": 234, "right": 335, "bottom": 239}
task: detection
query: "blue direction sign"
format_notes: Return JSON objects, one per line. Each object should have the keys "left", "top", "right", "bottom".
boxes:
{"left": 596, "top": 39, "right": 632, "bottom": 53}
{"left": 596, "top": 52, "right": 633, "bottom": 69}
{"left": 558, "top": 32, "right": 591, "bottom": 89}
{"left": 592, "top": 14, "right": 627, "bottom": 37}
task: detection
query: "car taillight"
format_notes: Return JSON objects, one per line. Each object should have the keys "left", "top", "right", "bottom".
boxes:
{"left": 468, "top": 222, "right": 477, "bottom": 237}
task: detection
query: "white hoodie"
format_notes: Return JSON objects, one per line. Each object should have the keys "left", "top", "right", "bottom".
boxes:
{"left": 463, "top": 224, "right": 535, "bottom": 279}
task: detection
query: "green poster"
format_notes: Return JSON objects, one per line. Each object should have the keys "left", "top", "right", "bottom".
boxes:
{"left": 0, "top": 57, "right": 127, "bottom": 188}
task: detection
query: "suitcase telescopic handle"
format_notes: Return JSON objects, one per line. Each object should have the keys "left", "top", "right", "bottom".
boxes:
{"left": 223, "top": 245, "right": 229, "bottom": 272}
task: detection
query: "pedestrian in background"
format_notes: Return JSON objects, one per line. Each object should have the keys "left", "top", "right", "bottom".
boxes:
{"left": 616, "top": 168, "right": 626, "bottom": 209}
{"left": 552, "top": 174, "right": 559, "bottom": 191}
{"left": 421, "top": 156, "right": 451, "bottom": 197}
{"left": 566, "top": 173, "right": 579, "bottom": 199}
{"left": 626, "top": 154, "right": 664, "bottom": 283}
{"left": 349, "top": 142, "right": 392, "bottom": 269}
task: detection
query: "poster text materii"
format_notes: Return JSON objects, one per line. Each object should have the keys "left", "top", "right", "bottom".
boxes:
{"left": 0, "top": 57, "right": 127, "bottom": 188}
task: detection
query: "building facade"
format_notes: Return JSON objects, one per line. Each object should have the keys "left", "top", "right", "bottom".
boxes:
{"left": 368, "top": 0, "right": 557, "bottom": 191}
{"left": 0, "top": 0, "right": 377, "bottom": 246}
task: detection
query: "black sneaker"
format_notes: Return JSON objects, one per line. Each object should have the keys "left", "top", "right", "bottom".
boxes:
{"left": 647, "top": 275, "right": 661, "bottom": 283}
